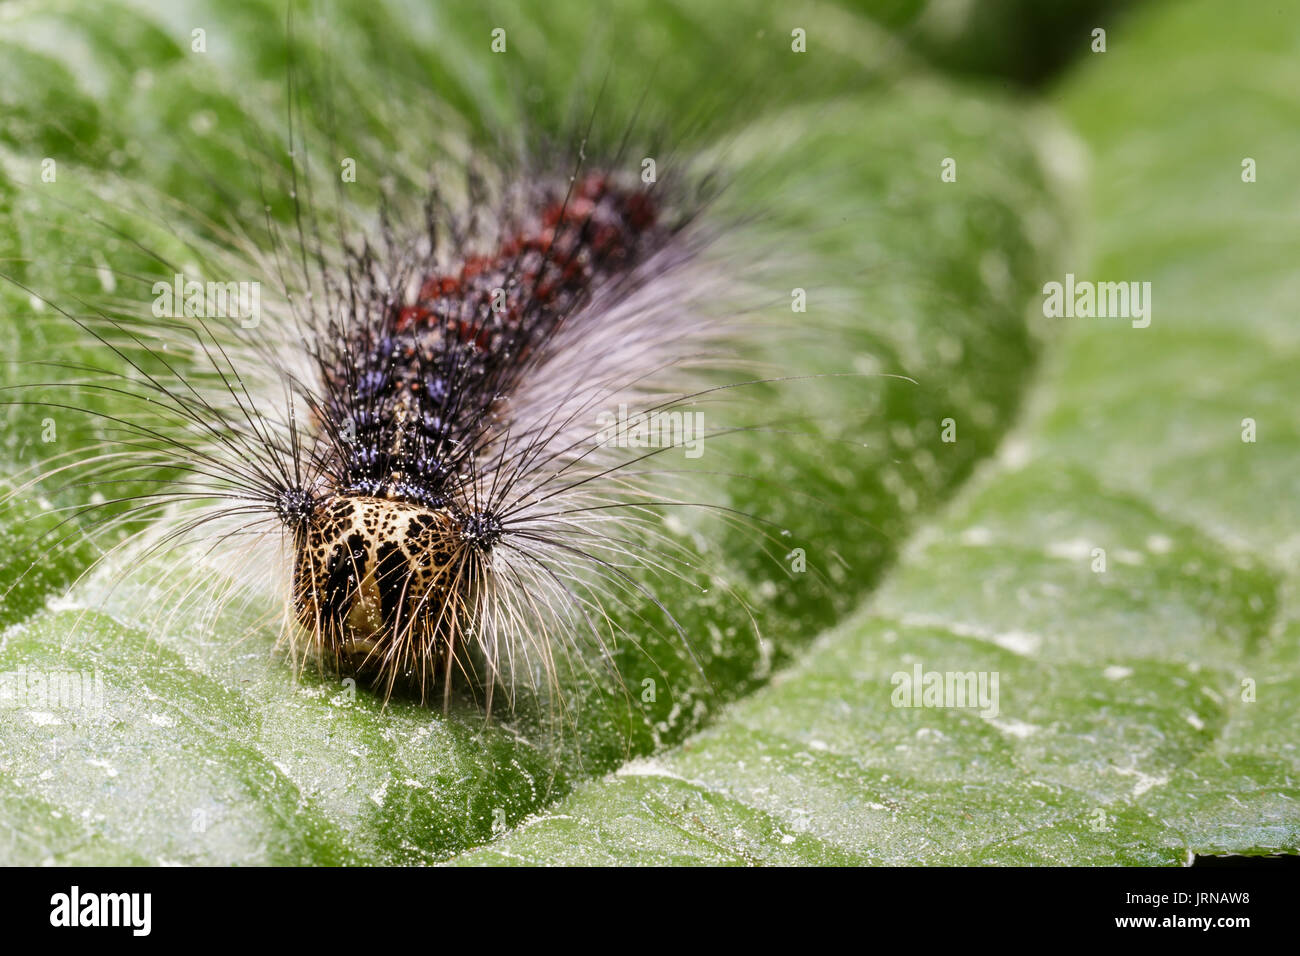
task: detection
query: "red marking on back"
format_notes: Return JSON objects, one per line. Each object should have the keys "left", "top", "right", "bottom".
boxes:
{"left": 394, "top": 173, "right": 660, "bottom": 343}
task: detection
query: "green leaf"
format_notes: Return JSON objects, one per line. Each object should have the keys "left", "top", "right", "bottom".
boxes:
{"left": 833, "top": 0, "right": 1146, "bottom": 86}
{"left": 453, "top": 0, "right": 1300, "bottom": 864}
{"left": 0, "top": 0, "right": 1072, "bottom": 863}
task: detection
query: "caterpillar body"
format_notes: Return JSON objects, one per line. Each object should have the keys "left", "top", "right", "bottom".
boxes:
{"left": 0, "top": 2, "right": 860, "bottom": 736}
{"left": 290, "top": 171, "right": 677, "bottom": 700}
{"left": 4, "top": 120, "right": 745, "bottom": 717}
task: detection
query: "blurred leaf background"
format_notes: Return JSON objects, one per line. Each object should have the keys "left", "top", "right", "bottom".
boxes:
{"left": 0, "top": 0, "right": 1296, "bottom": 864}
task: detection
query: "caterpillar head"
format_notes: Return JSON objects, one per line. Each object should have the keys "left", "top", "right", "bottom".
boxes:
{"left": 282, "top": 493, "right": 496, "bottom": 693}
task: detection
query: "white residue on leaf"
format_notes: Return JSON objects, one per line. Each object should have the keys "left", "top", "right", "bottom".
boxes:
{"left": 655, "top": 701, "right": 683, "bottom": 735}
{"left": 1113, "top": 765, "right": 1168, "bottom": 797}
{"left": 86, "top": 759, "right": 118, "bottom": 777}
{"left": 896, "top": 615, "right": 1041, "bottom": 656}
{"left": 989, "top": 718, "right": 1038, "bottom": 739}
{"left": 27, "top": 711, "right": 62, "bottom": 726}
{"left": 1046, "top": 538, "right": 1092, "bottom": 560}
{"left": 994, "top": 630, "right": 1041, "bottom": 656}
{"left": 615, "top": 757, "right": 690, "bottom": 783}
{"left": 1103, "top": 665, "right": 1133, "bottom": 680}
{"left": 997, "top": 437, "right": 1031, "bottom": 469}
{"left": 44, "top": 591, "right": 87, "bottom": 614}
{"left": 1145, "top": 534, "right": 1174, "bottom": 554}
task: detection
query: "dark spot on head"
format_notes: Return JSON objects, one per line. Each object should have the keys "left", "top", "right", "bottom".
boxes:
{"left": 321, "top": 532, "right": 369, "bottom": 618}
{"left": 459, "top": 510, "right": 503, "bottom": 551}
{"left": 275, "top": 487, "right": 317, "bottom": 529}
{"left": 373, "top": 542, "right": 408, "bottom": 627}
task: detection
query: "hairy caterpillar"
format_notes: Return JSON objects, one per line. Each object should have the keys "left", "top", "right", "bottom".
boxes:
{"left": 0, "top": 6, "right": 819, "bottom": 723}
{"left": 6, "top": 163, "right": 732, "bottom": 709}
{"left": 279, "top": 163, "right": 716, "bottom": 706}
{"left": 0, "top": 0, "right": 953, "bottom": 776}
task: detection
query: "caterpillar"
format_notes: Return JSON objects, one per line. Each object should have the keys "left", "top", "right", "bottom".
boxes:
{"left": 4, "top": 158, "right": 734, "bottom": 709}
{"left": 0, "top": 46, "right": 775, "bottom": 722}
{"left": 0, "top": 0, "right": 887, "bottom": 740}
{"left": 282, "top": 166, "right": 706, "bottom": 705}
